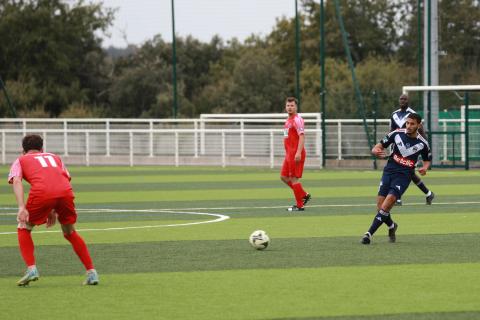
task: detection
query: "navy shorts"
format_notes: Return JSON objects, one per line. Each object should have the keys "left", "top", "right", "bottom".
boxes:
{"left": 378, "top": 171, "right": 412, "bottom": 199}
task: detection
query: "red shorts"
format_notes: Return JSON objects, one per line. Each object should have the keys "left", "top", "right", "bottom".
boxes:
{"left": 26, "top": 195, "right": 77, "bottom": 226}
{"left": 281, "top": 156, "right": 305, "bottom": 178}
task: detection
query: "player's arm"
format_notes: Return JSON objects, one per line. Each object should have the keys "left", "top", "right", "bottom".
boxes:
{"left": 418, "top": 142, "right": 433, "bottom": 176}
{"left": 418, "top": 161, "right": 431, "bottom": 176}
{"left": 372, "top": 131, "right": 394, "bottom": 158}
{"left": 295, "top": 134, "right": 305, "bottom": 162}
{"left": 11, "top": 177, "right": 28, "bottom": 223}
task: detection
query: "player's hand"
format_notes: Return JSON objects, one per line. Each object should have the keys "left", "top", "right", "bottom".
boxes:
{"left": 16, "top": 207, "right": 29, "bottom": 223}
{"left": 46, "top": 210, "right": 57, "bottom": 228}
{"left": 294, "top": 153, "right": 301, "bottom": 163}
{"left": 418, "top": 167, "right": 427, "bottom": 176}
{"left": 372, "top": 147, "right": 386, "bottom": 159}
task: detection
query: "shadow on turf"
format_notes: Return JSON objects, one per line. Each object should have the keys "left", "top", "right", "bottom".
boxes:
{"left": 270, "top": 311, "right": 480, "bottom": 320}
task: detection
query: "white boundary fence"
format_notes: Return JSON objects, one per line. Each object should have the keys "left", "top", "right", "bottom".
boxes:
{"left": 1, "top": 117, "right": 478, "bottom": 167}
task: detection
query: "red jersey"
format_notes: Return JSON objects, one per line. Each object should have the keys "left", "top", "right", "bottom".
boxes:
{"left": 8, "top": 152, "right": 73, "bottom": 199}
{"left": 283, "top": 114, "right": 306, "bottom": 156}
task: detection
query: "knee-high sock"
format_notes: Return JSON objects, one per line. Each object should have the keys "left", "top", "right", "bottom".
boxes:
{"left": 18, "top": 228, "right": 35, "bottom": 267}
{"left": 292, "top": 183, "right": 307, "bottom": 208}
{"left": 64, "top": 231, "right": 94, "bottom": 270}
{"left": 287, "top": 181, "right": 294, "bottom": 190}
{"left": 416, "top": 181, "right": 430, "bottom": 194}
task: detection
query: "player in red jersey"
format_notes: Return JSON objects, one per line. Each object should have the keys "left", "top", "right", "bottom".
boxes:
{"left": 281, "top": 97, "right": 311, "bottom": 211}
{"left": 8, "top": 134, "right": 98, "bottom": 286}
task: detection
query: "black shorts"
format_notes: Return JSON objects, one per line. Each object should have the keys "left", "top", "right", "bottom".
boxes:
{"left": 378, "top": 171, "right": 411, "bottom": 199}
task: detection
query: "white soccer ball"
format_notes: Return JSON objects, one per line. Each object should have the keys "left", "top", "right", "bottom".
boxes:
{"left": 249, "top": 230, "right": 270, "bottom": 250}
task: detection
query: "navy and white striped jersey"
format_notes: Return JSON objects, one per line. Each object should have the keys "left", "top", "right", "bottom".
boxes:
{"left": 381, "top": 129, "right": 432, "bottom": 173}
{"left": 390, "top": 107, "right": 416, "bottom": 131}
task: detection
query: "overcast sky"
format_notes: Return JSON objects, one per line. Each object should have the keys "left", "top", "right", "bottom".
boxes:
{"left": 92, "top": 0, "right": 296, "bottom": 48}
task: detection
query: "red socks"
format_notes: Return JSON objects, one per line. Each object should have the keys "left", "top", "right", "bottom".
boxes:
{"left": 287, "top": 181, "right": 294, "bottom": 189}
{"left": 64, "top": 231, "right": 94, "bottom": 270}
{"left": 17, "top": 228, "right": 35, "bottom": 267}
{"left": 292, "top": 183, "right": 307, "bottom": 208}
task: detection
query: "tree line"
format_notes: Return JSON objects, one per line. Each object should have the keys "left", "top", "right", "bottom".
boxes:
{"left": 1, "top": 0, "right": 479, "bottom": 119}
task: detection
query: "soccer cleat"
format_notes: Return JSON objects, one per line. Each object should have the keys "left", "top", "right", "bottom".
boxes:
{"left": 361, "top": 232, "right": 371, "bottom": 245}
{"left": 287, "top": 205, "right": 305, "bottom": 212}
{"left": 388, "top": 222, "right": 398, "bottom": 243}
{"left": 17, "top": 267, "right": 39, "bottom": 286}
{"left": 426, "top": 192, "right": 435, "bottom": 205}
{"left": 395, "top": 199, "right": 403, "bottom": 206}
{"left": 83, "top": 269, "right": 99, "bottom": 286}
{"left": 302, "top": 193, "right": 311, "bottom": 206}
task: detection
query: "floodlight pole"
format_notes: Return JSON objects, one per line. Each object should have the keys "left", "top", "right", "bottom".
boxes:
{"left": 320, "top": 0, "right": 326, "bottom": 168}
{"left": 464, "top": 92, "right": 469, "bottom": 170}
{"left": 417, "top": 0, "right": 423, "bottom": 110}
{"left": 171, "top": 0, "right": 178, "bottom": 118}
{"left": 295, "top": 0, "right": 301, "bottom": 110}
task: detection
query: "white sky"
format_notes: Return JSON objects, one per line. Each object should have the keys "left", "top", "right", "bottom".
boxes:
{"left": 92, "top": 0, "right": 296, "bottom": 48}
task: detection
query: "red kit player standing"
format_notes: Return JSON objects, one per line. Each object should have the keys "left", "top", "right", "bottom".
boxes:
{"left": 280, "top": 97, "right": 311, "bottom": 211}
{"left": 8, "top": 134, "right": 98, "bottom": 286}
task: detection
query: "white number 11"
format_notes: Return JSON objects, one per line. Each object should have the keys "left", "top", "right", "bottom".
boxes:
{"left": 34, "top": 155, "right": 57, "bottom": 168}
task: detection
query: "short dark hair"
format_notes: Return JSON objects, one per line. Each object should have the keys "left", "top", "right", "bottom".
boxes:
{"left": 285, "top": 97, "right": 298, "bottom": 105}
{"left": 407, "top": 113, "right": 422, "bottom": 124}
{"left": 22, "top": 134, "right": 43, "bottom": 152}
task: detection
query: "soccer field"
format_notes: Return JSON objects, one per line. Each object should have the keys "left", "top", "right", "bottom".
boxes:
{"left": 0, "top": 166, "right": 479, "bottom": 320}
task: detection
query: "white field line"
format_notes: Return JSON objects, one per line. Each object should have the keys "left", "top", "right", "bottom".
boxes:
{"left": 0, "top": 210, "right": 230, "bottom": 235}
{"left": 1, "top": 200, "right": 480, "bottom": 215}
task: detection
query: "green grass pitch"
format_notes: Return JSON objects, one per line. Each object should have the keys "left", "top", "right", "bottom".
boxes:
{"left": 0, "top": 166, "right": 479, "bottom": 320}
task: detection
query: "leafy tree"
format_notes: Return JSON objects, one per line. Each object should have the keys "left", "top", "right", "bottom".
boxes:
{"left": 0, "top": 0, "right": 114, "bottom": 116}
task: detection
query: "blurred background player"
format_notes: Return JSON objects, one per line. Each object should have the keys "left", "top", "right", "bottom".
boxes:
{"left": 280, "top": 97, "right": 311, "bottom": 211}
{"left": 8, "top": 134, "right": 99, "bottom": 286}
{"left": 389, "top": 94, "right": 435, "bottom": 206}
{"left": 362, "top": 113, "right": 432, "bottom": 244}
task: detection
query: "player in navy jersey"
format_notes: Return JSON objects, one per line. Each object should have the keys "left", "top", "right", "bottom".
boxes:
{"left": 361, "top": 113, "right": 432, "bottom": 244}
{"left": 389, "top": 94, "right": 434, "bottom": 206}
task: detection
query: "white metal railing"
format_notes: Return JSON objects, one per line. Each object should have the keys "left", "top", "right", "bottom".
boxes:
{"left": 1, "top": 117, "right": 479, "bottom": 166}
{"left": 0, "top": 128, "right": 323, "bottom": 168}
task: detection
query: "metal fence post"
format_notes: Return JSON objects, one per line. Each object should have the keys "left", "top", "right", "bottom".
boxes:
{"left": 194, "top": 120, "right": 198, "bottom": 158}
{"left": 175, "top": 131, "right": 179, "bottom": 167}
{"left": 222, "top": 131, "right": 226, "bottom": 168}
{"left": 337, "top": 122, "right": 342, "bottom": 160}
{"left": 43, "top": 131, "right": 47, "bottom": 152}
{"left": 2, "top": 131, "right": 5, "bottom": 165}
{"left": 86, "top": 132, "right": 90, "bottom": 167}
{"left": 129, "top": 131, "right": 134, "bottom": 167}
{"left": 240, "top": 120, "right": 245, "bottom": 158}
{"left": 64, "top": 120, "right": 69, "bottom": 156}
{"left": 106, "top": 119, "right": 110, "bottom": 157}
{"left": 270, "top": 131, "right": 274, "bottom": 168}
{"left": 149, "top": 121, "right": 154, "bottom": 157}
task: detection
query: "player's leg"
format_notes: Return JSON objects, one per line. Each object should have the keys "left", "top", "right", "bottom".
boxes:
{"left": 411, "top": 172, "right": 435, "bottom": 205}
{"left": 16, "top": 197, "right": 54, "bottom": 286}
{"left": 280, "top": 159, "right": 294, "bottom": 189}
{"left": 290, "top": 157, "right": 311, "bottom": 208}
{"left": 17, "top": 222, "right": 40, "bottom": 286}
{"left": 383, "top": 173, "right": 412, "bottom": 243}
{"left": 362, "top": 173, "right": 395, "bottom": 244}
{"left": 56, "top": 197, "right": 98, "bottom": 285}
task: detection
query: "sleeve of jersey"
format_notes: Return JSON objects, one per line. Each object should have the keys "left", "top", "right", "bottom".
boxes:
{"left": 8, "top": 158, "right": 22, "bottom": 184}
{"left": 422, "top": 143, "right": 433, "bottom": 162}
{"left": 380, "top": 131, "right": 395, "bottom": 148}
{"left": 294, "top": 117, "right": 305, "bottom": 135}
